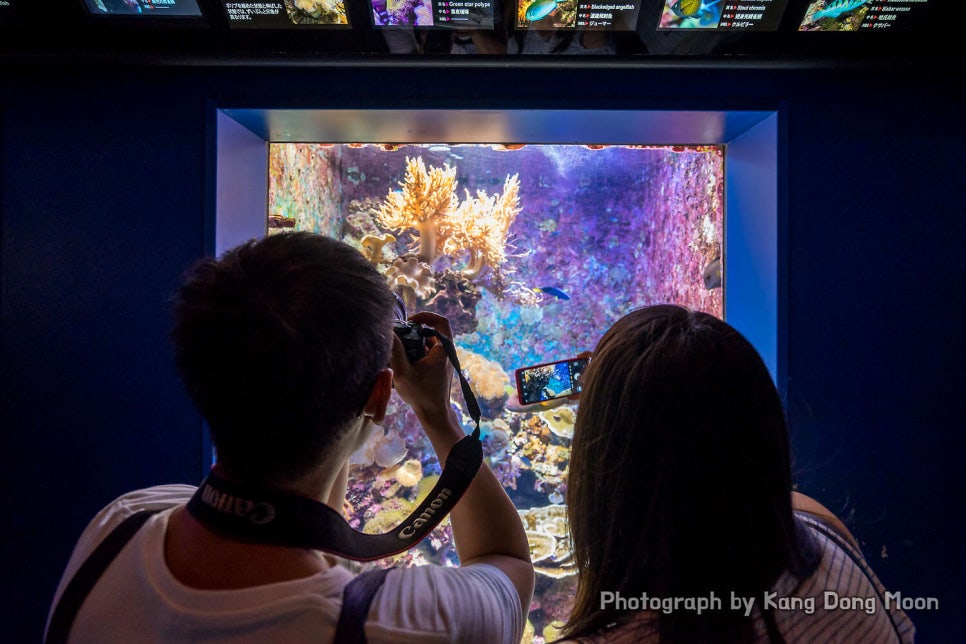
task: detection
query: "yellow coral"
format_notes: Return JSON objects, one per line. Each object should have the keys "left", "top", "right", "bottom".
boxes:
{"left": 363, "top": 497, "right": 414, "bottom": 535}
{"left": 539, "top": 406, "right": 576, "bottom": 439}
{"left": 543, "top": 622, "right": 566, "bottom": 643}
{"left": 456, "top": 347, "right": 511, "bottom": 400}
{"left": 521, "top": 619, "right": 535, "bottom": 644}
{"left": 396, "top": 458, "right": 423, "bottom": 487}
{"left": 416, "top": 473, "right": 441, "bottom": 500}
{"left": 360, "top": 233, "right": 396, "bottom": 264}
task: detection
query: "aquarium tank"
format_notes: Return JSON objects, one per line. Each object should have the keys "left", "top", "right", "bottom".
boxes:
{"left": 268, "top": 142, "right": 724, "bottom": 642}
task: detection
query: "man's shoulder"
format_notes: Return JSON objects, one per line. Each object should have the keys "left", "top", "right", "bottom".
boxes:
{"left": 76, "top": 484, "right": 196, "bottom": 550}
{"left": 97, "top": 484, "right": 197, "bottom": 520}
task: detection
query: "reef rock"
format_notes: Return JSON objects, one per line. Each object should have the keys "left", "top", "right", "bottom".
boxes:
{"left": 527, "top": 532, "right": 557, "bottom": 564}
{"left": 427, "top": 270, "right": 482, "bottom": 335}
{"left": 518, "top": 505, "right": 576, "bottom": 578}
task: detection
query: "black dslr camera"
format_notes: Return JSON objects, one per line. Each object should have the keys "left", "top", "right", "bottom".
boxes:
{"left": 393, "top": 319, "right": 431, "bottom": 363}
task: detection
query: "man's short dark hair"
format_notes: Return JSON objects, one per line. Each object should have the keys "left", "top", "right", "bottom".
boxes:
{"left": 171, "top": 232, "right": 396, "bottom": 484}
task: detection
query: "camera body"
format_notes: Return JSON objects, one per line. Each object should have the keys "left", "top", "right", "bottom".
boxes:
{"left": 393, "top": 320, "right": 430, "bottom": 363}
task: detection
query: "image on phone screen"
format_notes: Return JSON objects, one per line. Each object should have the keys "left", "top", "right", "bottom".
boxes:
{"left": 515, "top": 357, "right": 589, "bottom": 405}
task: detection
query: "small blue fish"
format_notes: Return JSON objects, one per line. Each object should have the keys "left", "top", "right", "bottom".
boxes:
{"left": 537, "top": 286, "right": 570, "bottom": 300}
{"left": 811, "top": 0, "right": 867, "bottom": 21}
{"left": 517, "top": 455, "right": 533, "bottom": 468}
{"left": 670, "top": 0, "right": 721, "bottom": 26}
{"left": 525, "top": 0, "right": 559, "bottom": 21}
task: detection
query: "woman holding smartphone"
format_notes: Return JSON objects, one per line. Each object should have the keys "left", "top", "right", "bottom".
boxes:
{"left": 555, "top": 305, "right": 914, "bottom": 643}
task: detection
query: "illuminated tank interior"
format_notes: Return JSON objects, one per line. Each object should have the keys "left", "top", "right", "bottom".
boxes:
{"left": 267, "top": 141, "right": 724, "bottom": 641}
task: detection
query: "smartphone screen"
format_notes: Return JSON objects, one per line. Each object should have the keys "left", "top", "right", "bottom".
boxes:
{"left": 515, "top": 357, "right": 589, "bottom": 405}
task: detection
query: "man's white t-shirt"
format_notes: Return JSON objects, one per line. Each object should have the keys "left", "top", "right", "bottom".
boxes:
{"left": 47, "top": 486, "right": 523, "bottom": 643}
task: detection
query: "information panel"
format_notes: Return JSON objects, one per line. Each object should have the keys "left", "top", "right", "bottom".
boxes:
{"left": 82, "top": 0, "right": 203, "bottom": 15}
{"left": 222, "top": 0, "right": 350, "bottom": 27}
{"left": 799, "top": 0, "right": 930, "bottom": 31}
{"left": 371, "top": 0, "right": 496, "bottom": 29}
{"left": 658, "top": 0, "right": 789, "bottom": 30}
{"left": 516, "top": 0, "right": 641, "bottom": 30}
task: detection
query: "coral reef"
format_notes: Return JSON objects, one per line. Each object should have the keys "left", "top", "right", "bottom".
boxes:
{"left": 483, "top": 423, "right": 511, "bottom": 460}
{"left": 344, "top": 198, "right": 385, "bottom": 239}
{"left": 415, "top": 473, "right": 440, "bottom": 500}
{"left": 270, "top": 142, "right": 725, "bottom": 638}
{"left": 371, "top": 0, "right": 434, "bottom": 25}
{"left": 527, "top": 532, "right": 557, "bottom": 563}
{"left": 540, "top": 576, "right": 578, "bottom": 624}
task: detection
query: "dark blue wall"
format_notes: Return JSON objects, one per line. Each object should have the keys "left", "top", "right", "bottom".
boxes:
{"left": 2, "top": 63, "right": 963, "bottom": 640}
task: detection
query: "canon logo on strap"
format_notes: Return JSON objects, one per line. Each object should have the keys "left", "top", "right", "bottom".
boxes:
{"left": 199, "top": 484, "right": 276, "bottom": 525}
{"left": 398, "top": 488, "right": 453, "bottom": 539}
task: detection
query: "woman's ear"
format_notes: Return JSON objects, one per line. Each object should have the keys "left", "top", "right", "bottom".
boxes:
{"left": 363, "top": 368, "right": 393, "bottom": 425}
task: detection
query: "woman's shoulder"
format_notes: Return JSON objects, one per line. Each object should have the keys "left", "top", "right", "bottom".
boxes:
{"left": 548, "top": 613, "right": 658, "bottom": 644}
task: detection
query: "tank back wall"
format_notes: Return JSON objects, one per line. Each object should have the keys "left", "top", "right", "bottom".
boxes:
{"left": 1, "top": 60, "right": 963, "bottom": 640}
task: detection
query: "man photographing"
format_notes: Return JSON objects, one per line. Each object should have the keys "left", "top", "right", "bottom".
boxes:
{"left": 46, "top": 231, "right": 533, "bottom": 643}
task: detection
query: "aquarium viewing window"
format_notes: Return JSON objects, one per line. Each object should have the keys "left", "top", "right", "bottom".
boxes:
{"left": 214, "top": 107, "right": 778, "bottom": 642}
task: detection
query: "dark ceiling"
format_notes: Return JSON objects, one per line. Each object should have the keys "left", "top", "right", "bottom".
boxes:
{"left": 0, "top": 0, "right": 959, "bottom": 65}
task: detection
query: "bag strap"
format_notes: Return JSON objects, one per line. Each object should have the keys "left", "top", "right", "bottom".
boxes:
{"left": 45, "top": 509, "right": 162, "bottom": 644}
{"left": 333, "top": 567, "right": 395, "bottom": 644}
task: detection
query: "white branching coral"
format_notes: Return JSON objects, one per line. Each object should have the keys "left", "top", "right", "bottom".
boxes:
{"left": 376, "top": 157, "right": 522, "bottom": 281}
{"left": 377, "top": 157, "right": 458, "bottom": 263}
{"left": 442, "top": 174, "right": 521, "bottom": 279}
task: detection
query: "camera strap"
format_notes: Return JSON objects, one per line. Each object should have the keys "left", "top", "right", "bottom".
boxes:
{"left": 186, "top": 331, "right": 483, "bottom": 561}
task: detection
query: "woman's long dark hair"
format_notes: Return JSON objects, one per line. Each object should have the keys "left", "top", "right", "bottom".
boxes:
{"left": 564, "top": 305, "right": 809, "bottom": 642}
